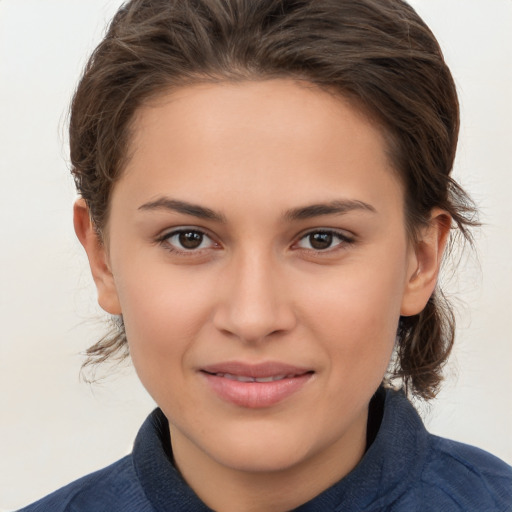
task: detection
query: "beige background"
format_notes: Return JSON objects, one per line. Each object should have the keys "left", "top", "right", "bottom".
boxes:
{"left": 1, "top": 0, "right": 511, "bottom": 509}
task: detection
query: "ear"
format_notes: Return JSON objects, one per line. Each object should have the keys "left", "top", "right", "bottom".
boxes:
{"left": 73, "top": 198, "right": 122, "bottom": 315}
{"left": 400, "top": 209, "right": 451, "bottom": 317}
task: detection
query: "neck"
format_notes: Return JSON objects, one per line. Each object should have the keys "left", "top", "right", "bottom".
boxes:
{"left": 169, "top": 409, "right": 368, "bottom": 512}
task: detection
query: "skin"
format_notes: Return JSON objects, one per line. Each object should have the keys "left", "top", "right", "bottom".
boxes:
{"left": 75, "top": 79, "right": 450, "bottom": 512}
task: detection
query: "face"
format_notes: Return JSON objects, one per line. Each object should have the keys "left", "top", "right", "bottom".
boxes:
{"left": 79, "top": 79, "right": 439, "bottom": 488}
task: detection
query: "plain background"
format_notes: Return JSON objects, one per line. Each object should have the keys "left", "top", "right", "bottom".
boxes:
{"left": 1, "top": 0, "right": 511, "bottom": 509}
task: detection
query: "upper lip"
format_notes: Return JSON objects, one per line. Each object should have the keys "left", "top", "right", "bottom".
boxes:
{"left": 200, "top": 361, "right": 313, "bottom": 378}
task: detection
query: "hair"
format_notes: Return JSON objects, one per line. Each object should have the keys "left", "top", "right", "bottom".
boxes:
{"left": 71, "top": 0, "right": 478, "bottom": 399}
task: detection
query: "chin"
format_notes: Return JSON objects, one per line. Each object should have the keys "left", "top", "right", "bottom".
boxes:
{"left": 215, "top": 445, "right": 309, "bottom": 474}
{"left": 205, "top": 421, "right": 329, "bottom": 474}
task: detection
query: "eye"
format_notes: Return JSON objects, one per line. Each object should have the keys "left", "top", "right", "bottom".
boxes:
{"left": 159, "top": 229, "right": 217, "bottom": 252}
{"left": 295, "top": 230, "right": 353, "bottom": 251}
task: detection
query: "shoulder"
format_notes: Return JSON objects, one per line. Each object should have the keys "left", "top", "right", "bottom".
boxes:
{"left": 17, "top": 455, "right": 154, "bottom": 512}
{"left": 418, "top": 434, "right": 512, "bottom": 511}
{"left": 370, "top": 389, "right": 512, "bottom": 511}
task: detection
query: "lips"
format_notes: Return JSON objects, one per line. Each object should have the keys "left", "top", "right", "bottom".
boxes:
{"left": 213, "top": 373, "right": 295, "bottom": 383}
{"left": 200, "top": 362, "right": 314, "bottom": 408}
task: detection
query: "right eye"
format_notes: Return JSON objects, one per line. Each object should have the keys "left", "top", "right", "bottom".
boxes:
{"left": 159, "top": 229, "right": 217, "bottom": 253}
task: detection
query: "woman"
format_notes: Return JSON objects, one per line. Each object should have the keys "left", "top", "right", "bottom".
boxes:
{"left": 18, "top": 0, "right": 512, "bottom": 510}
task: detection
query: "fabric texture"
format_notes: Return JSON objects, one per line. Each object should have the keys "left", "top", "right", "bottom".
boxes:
{"left": 18, "top": 388, "right": 512, "bottom": 511}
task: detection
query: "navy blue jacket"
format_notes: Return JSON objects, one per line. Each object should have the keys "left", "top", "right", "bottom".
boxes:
{"left": 18, "top": 389, "right": 512, "bottom": 511}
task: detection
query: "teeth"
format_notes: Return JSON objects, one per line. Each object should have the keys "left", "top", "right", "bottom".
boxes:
{"left": 255, "top": 375, "right": 287, "bottom": 382}
{"left": 223, "top": 373, "right": 254, "bottom": 382}
{"left": 218, "top": 373, "right": 289, "bottom": 383}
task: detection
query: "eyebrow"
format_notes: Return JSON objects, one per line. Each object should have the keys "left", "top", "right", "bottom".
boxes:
{"left": 284, "top": 199, "right": 377, "bottom": 221}
{"left": 138, "top": 197, "right": 226, "bottom": 222}
{"left": 138, "top": 197, "right": 376, "bottom": 223}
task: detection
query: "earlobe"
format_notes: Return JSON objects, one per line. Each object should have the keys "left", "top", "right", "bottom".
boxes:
{"left": 400, "top": 209, "right": 451, "bottom": 317}
{"left": 73, "top": 198, "right": 122, "bottom": 315}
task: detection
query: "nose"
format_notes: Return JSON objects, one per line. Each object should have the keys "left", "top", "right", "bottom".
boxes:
{"left": 213, "top": 250, "right": 297, "bottom": 343}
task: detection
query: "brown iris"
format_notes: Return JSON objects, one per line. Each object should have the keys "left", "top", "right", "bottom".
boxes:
{"left": 308, "top": 232, "right": 333, "bottom": 250}
{"left": 179, "top": 231, "right": 204, "bottom": 249}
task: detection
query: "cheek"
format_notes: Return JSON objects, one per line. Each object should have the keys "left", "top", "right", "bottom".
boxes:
{"left": 117, "top": 269, "right": 221, "bottom": 420}
{"left": 300, "top": 248, "right": 408, "bottom": 372}
{"left": 114, "top": 265, "right": 217, "bottom": 373}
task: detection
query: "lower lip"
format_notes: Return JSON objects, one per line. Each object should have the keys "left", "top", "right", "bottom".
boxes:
{"left": 201, "top": 372, "right": 313, "bottom": 408}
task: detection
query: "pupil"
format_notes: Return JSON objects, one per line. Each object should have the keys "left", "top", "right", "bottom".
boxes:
{"left": 179, "top": 231, "right": 203, "bottom": 249}
{"left": 310, "top": 232, "right": 332, "bottom": 250}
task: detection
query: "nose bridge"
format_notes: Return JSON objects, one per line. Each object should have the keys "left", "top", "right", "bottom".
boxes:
{"left": 214, "top": 245, "right": 295, "bottom": 342}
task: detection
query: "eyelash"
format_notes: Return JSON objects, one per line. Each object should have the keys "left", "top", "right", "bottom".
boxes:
{"left": 294, "top": 229, "right": 355, "bottom": 253}
{"left": 156, "top": 228, "right": 218, "bottom": 254}
{"left": 156, "top": 228, "right": 355, "bottom": 255}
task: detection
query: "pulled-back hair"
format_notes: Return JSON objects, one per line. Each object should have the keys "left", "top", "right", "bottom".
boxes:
{"left": 71, "top": 0, "right": 477, "bottom": 399}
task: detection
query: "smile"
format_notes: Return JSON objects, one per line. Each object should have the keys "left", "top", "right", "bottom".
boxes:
{"left": 200, "top": 362, "right": 314, "bottom": 408}
{"left": 206, "top": 373, "right": 301, "bottom": 383}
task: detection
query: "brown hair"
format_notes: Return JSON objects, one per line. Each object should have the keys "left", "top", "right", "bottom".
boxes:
{"left": 71, "top": 0, "right": 478, "bottom": 399}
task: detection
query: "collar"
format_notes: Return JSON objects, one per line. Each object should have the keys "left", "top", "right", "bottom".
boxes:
{"left": 132, "top": 388, "right": 428, "bottom": 511}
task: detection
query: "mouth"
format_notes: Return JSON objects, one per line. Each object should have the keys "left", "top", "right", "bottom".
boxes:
{"left": 199, "top": 362, "right": 314, "bottom": 408}
{"left": 203, "top": 372, "right": 304, "bottom": 383}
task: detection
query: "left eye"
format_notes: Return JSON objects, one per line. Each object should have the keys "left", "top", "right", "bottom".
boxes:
{"left": 296, "top": 230, "right": 352, "bottom": 251}
{"left": 163, "top": 230, "right": 215, "bottom": 251}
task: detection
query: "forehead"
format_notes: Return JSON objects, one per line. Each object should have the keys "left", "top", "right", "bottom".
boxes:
{"left": 115, "top": 79, "right": 403, "bottom": 217}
